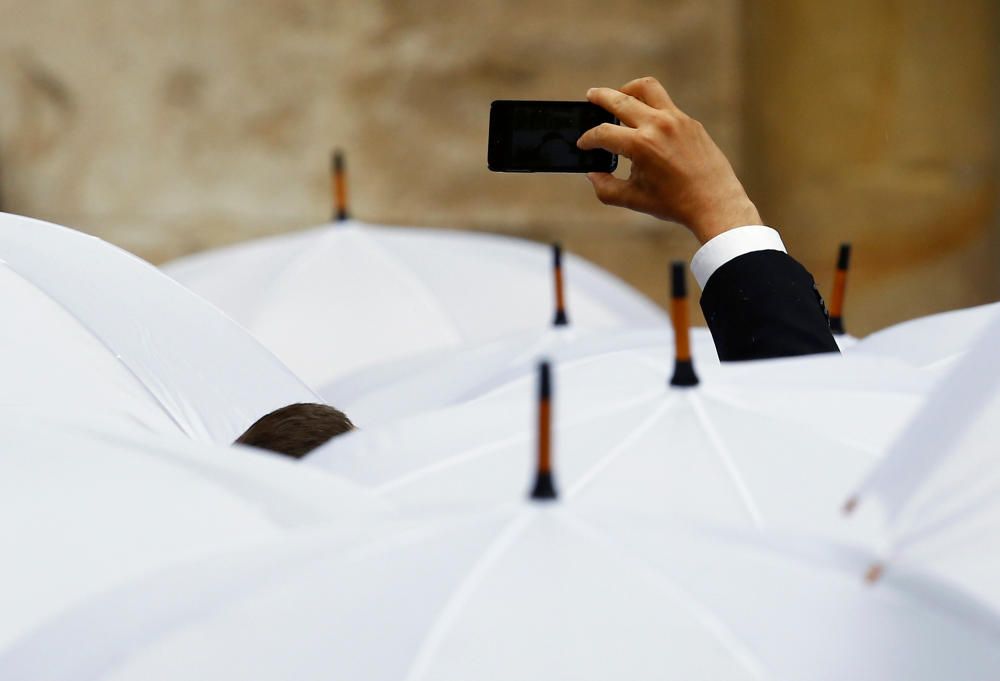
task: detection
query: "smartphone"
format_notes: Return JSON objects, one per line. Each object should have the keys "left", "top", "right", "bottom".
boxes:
{"left": 488, "top": 100, "right": 618, "bottom": 173}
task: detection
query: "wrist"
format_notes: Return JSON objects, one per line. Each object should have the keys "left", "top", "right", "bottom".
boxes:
{"left": 687, "top": 197, "right": 761, "bottom": 245}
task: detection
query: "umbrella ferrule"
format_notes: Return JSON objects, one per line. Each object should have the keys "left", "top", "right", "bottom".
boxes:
{"left": 830, "top": 243, "right": 851, "bottom": 335}
{"left": 332, "top": 149, "right": 350, "bottom": 222}
{"left": 552, "top": 243, "right": 569, "bottom": 327}
{"left": 531, "top": 361, "right": 558, "bottom": 501}
{"left": 669, "top": 262, "right": 699, "bottom": 387}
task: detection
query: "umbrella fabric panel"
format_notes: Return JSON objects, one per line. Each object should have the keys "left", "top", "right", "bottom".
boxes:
{"left": 395, "top": 512, "right": 760, "bottom": 681}
{"left": 309, "top": 351, "right": 928, "bottom": 542}
{"left": 368, "top": 225, "right": 668, "bottom": 337}
{"left": 158, "top": 227, "right": 317, "bottom": 327}
{"left": 848, "top": 311, "right": 1000, "bottom": 610}
{"left": 592, "top": 515, "right": 1000, "bottom": 681}
{"left": 6, "top": 511, "right": 1000, "bottom": 681}
{"left": 0, "top": 213, "right": 319, "bottom": 443}
{"left": 706, "top": 352, "right": 932, "bottom": 452}
{"left": 164, "top": 225, "right": 471, "bottom": 386}
{"left": 846, "top": 303, "right": 999, "bottom": 369}
{"left": 0, "top": 514, "right": 763, "bottom": 681}
{"left": 0, "top": 266, "right": 177, "bottom": 435}
{"left": 0, "top": 415, "right": 383, "bottom": 653}
{"left": 834, "top": 334, "right": 858, "bottom": 350}
{"left": 320, "top": 389, "right": 880, "bottom": 540}
{"left": 309, "top": 348, "right": 676, "bottom": 487}
{"left": 321, "top": 327, "right": 719, "bottom": 428}
{"left": 163, "top": 222, "right": 668, "bottom": 388}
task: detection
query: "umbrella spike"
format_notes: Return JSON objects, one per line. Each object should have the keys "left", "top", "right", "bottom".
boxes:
{"left": 331, "top": 149, "right": 350, "bottom": 223}
{"left": 669, "top": 262, "right": 699, "bottom": 387}
{"left": 864, "top": 562, "right": 884, "bottom": 585}
{"left": 551, "top": 243, "right": 569, "bottom": 327}
{"left": 829, "top": 243, "right": 851, "bottom": 335}
{"left": 530, "top": 361, "right": 558, "bottom": 501}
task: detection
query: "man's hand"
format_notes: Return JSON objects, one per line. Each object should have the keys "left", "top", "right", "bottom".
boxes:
{"left": 577, "top": 76, "right": 761, "bottom": 245}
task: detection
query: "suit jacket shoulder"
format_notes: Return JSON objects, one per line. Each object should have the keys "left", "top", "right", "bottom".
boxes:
{"left": 700, "top": 250, "right": 839, "bottom": 361}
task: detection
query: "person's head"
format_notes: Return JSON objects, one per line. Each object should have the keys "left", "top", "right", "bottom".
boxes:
{"left": 234, "top": 403, "right": 356, "bottom": 459}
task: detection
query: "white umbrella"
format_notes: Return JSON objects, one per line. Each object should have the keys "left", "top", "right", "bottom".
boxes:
{"left": 0, "top": 410, "right": 384, "bottom": 653}
{"left": 2, "top": 333, "right": 984, "bottom": 680}
{"left": 846, "top": 302, "right": 999, "bottom": 369}
{"left": 844, "top": 309, "right": 1000, "bottom": 608}
{"left": 309, "top": 265, "right": 925, "bottom": 539}
{"left": 308, "top": 326, "right": 932, "bottom": 543}
{"left": 322, "top": 326, "right": 719, "bottom": 427}
{"left": 162, "top": 222, "right": 667, "bottom": 388}
{"left": 4, "top": 501, "right": 999, "bottom": 681}
{"left": 0, "top": 212, "right": 319, "bottom": 443}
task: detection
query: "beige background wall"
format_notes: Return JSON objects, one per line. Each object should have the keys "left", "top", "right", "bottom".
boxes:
{"left": 744, "top": 0, "right": 1000, "bottom": 333}
{"left": 0, "top": 0, "right": 997, "bottom": 333}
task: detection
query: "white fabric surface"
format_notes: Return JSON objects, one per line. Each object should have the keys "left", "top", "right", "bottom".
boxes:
{"left": 847, "top": 309, "right": 1000, "bottom": 610}
{"left": 847, "top": 302, "right": 1000, "bottom": 369}
{"left": 0, "top": 413, "right": 383, "bottom": 654}
{"left": 322, "top": 326, "right": 719, "bottom": 427}
{"left": 309, "top": 348, "right": 933, "bottom": 543}
{"left": 0, "top": 212, "right": 319, "bottom": 443}
{"left": 163, "top": 221, "right": 668, "bottom": 388}
{"left": 4, "top": 510, "right": 999, "bottom": 681}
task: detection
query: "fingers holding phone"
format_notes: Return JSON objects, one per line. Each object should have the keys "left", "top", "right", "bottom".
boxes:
{"left": 619, "top": 76, "right": 677, "bottom": 110}
{"left": 578, "top": 76, "right": 760, "bottom": 245}
{"left": 576, "top": 123, "right": 635, "bottom": 158}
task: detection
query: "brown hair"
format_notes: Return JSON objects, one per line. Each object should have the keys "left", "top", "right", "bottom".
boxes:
{"left": 234, "top": 403, "right": 355, "bottom": 459}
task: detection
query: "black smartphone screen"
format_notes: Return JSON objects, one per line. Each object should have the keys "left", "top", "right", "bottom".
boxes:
{"left": 488, "top": 101, "right": 618, "bottom": 173}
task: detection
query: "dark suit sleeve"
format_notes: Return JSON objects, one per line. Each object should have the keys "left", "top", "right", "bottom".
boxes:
{"left": 700, "top": 249, "right": 839, "bottom": 361}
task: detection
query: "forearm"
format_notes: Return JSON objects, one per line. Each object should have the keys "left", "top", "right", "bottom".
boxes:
{"left": 699, "top": 248, "right": 839, "bottom": 361}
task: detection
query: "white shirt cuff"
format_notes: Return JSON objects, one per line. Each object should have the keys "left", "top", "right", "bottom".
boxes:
{"left": 690, "top": 225, "right": 786, "bottom": 290}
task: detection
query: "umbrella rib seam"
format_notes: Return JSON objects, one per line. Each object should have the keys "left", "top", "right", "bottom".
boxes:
{"left": 565, "top": 396, "right": 676, "bottom": 500}
{"left": 371, "top": 391, "right": 662, "bottom": 494}
{"left": 401, "top": 513, "right": 534, "bottom": 681}
{"left": 0, "top": 262, "right": 191, "bottom": 438}
{"left": 689, "top": 393, "right": 765, "bottom": 530}
{"left": 557, "top": 512, "right": 770, "bottom": 680}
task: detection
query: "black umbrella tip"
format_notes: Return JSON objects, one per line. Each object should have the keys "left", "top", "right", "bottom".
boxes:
{"left": 670, "top": 261, "right": 687, "bottom": 299}
{"left": 333, "top": 149, "right": 346, "bottom": 172}
{"left": 837, "top": 243, "right": 852, "bottom": 270}
{"left": 551, "top": 242, "right": 563, "bottom": 267}
{"left": 537, "top": 360, "right": 552, "bottom": 400}
{"left": 670, "top": 359, "right": 699, "bottom": 387}
{"left": 530, "top": 471, "right": 558, "bottom": 501}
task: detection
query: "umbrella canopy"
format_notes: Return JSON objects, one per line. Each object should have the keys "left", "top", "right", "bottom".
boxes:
{"left": 845, "top": 309, "right": 1000, "bottom": 609}
{"left": 162, "top": 221, "right": 667, "bottom": 388}
{"left": 308, "top": 348, "right": 932, "bottom": 542}
{"left": 0, "top": 212, "right": 319, "bottom": 443}
{"left": 4, "top": 505, "right": 999, "bottom": 681}
{"left": 0, "top": 411, "right": 384, "bottom": 653}
{"left": 322, "top": 326, "right": 719, "bottom": 427}
{"left": 845, "top": 302, "right": 999, "bottom": 369}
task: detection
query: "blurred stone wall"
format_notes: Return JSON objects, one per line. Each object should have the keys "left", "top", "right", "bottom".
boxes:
{"left": 0, "top": 0, "right": 996, "bottom": 333}
{"left": 744, "top": 0, "right": 1000, "bottom": 334}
